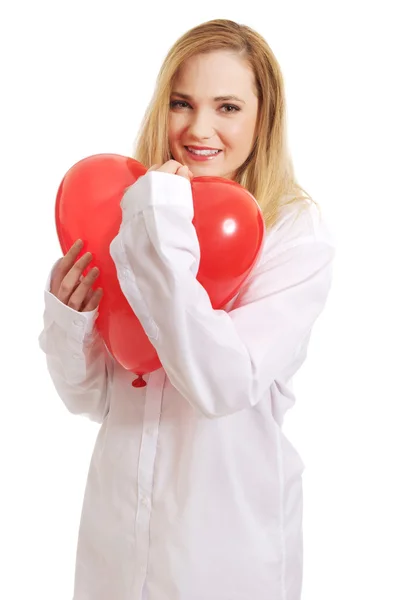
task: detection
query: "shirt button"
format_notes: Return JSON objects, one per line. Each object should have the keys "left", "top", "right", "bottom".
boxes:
{"left": 140, "top": 495, "right": 150, "bottom": 508}
{"left": 73, "top": 353, "right": 80, "bottom": 359}
{"left": 73, "top": 319, "right": 84, "bottom": 327}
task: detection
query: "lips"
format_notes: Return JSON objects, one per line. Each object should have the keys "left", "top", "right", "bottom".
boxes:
{"left": 184, "top": 146, "right": 223, "bottom": 161}
{"left": 186, "top": 146, "right": 222, "bottom": 151}
{"left": 185, "top": 146, "right": 222, "bottom": 155}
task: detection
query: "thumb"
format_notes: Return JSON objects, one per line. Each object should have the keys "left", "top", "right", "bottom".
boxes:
{"left": 176, "top": 165, "right": 193, "bottom": 181}
{"left": 147, "top": 164, "right": 162, "bottom": 172}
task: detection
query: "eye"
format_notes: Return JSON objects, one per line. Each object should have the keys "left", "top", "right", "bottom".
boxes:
{"left": 221, "top": 104, "right": 240, "bottom": 113}
{"left": 170, "top": 100, "right": 190, "bottom": 109}
{"left": 169, "top": 100, "right": 240, "bottom": 113}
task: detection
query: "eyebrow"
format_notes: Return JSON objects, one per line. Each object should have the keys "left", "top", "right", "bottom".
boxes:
{"left": 171, "top": 92, "right": 246, "bottom": 104}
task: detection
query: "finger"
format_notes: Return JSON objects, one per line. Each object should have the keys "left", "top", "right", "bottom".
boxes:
{"left": 82, "top": 288, "right": 103, "bottom": 313}
{"left": 147, "top": 164, "right": 162, "bottom": 172}
{"left": 50, "top": 239, "right": 84, "bottom": 294}
{"left": 56, "top": 252, "right": 94, "bottom": 304}
{"left": 49, "top": 257, "right": 64, "bottom": 295}
{"left": 78, "top": 285, "right": 98, "bottom": 312}
{"left": 56, "top": 252, "right": 93, "bottom": 304}
{"left": 176, "top": 165, "right": 192, "bottom": 181}
{"left": 82, "top": 286, "right": 94, "bottom": 305}
{"left": 69, "top": 274, "right": 84, "bottom": 296}
{"left": 149, "top": 160, "right": 184, "bottom": 174}
{"left": 64, "top": 264, "right": 100, "bottom": 310}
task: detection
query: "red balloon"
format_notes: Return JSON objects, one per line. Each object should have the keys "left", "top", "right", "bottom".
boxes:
{"left": 55, "top": 154, "right": 265, "bottom": 375}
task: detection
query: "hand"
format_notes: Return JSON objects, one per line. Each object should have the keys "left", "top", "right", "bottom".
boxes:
{"left": 50, "top": 239, "right": 103, "bottom": 312}
{"left": 148, "top": 160, "right": 193, "bottom": 181}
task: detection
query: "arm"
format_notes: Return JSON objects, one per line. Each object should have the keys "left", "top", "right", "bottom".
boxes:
{"left": 38, "top": 260, "right": 114, "bottom": 423}
{"left": 109, "top": 172, "right": 335, "bottom": 418}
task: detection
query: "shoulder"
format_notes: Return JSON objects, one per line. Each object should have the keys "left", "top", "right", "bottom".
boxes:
{"left": 259, "top": 197, "right": 336, "bottom": 265}
{"left": 224, "top": 197, "right": 336, "bottom": 310}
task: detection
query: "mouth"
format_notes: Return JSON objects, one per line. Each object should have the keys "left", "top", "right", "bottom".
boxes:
{"left": 184, "top": 146, "right": 223, "bottom": 162}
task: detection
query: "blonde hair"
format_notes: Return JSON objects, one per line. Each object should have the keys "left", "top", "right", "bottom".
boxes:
{"left": 133, "top": 19, "right": 317, "bottom": 229}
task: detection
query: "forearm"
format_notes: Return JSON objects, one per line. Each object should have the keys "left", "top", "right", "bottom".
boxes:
{"left": 39, "top": 268, "right": 114, "bottom": 423}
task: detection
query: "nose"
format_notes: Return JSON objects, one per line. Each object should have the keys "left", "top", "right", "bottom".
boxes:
{"left": 187, "top": 108, "right": 215, "bottom": 140}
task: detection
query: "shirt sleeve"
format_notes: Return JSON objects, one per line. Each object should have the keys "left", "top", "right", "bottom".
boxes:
{"left": 109, "top": 172, "right": 335, "bottom": 418}
{"left": 38, "top": 259, "right": 114, "bottom": 423}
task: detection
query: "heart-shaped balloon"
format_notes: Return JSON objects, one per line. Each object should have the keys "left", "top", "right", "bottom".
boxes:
{"left": 55, "top": 154, "right": 265, "bottom": 376}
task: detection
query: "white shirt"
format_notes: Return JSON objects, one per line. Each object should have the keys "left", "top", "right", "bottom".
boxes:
{"left": 38, "top": 171, "right": 335, "bottom": 600}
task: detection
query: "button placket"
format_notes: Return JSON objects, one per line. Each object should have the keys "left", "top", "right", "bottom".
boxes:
{"left": 139, "top": 494, "right": 150, "bottom": 509}
{"left": 133, "top": 369, "right": 165, "bottom": 595}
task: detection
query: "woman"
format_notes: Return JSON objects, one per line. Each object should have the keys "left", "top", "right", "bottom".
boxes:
{"left": 39, "top": 19, "right": 335, "bottom": 600}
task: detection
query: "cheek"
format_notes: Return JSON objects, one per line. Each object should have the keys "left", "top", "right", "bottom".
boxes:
{"left": 224, "top": 121, "right": 254, "bottom": 151}
{"left": 169, "top": 115, "right": 186, "bottom": 143}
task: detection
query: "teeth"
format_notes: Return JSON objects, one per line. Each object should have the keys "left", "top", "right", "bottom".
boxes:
{"left": 187, "top": 147, "right": 220, "bottom": 156}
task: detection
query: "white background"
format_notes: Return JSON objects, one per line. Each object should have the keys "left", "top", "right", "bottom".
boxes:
{"left": 1, "top": 1, "right": 399, "bottom": 599}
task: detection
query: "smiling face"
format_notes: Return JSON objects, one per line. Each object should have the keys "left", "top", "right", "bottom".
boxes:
{"left": 168, "top": 51, "right": 259, "bottom": 180}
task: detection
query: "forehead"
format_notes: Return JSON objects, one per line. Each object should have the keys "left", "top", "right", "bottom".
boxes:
{"left": 173, "top": 51, "right": 257, "bottom": 99}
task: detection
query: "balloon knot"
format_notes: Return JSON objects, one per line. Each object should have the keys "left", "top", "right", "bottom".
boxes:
{"left": 132, "top": 375, "right": 147, "bottom": 388}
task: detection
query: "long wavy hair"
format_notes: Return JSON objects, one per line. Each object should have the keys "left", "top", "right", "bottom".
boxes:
{"left": 133, "top": 19, "right": 317, "bottom": 229}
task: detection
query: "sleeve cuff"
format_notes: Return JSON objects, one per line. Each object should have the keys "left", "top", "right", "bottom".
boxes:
{"left": 120, "top": 171, "right": 193, "bottom": 221}
{"left": 44, "top": 259, "right": 99, "bottom": 342}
